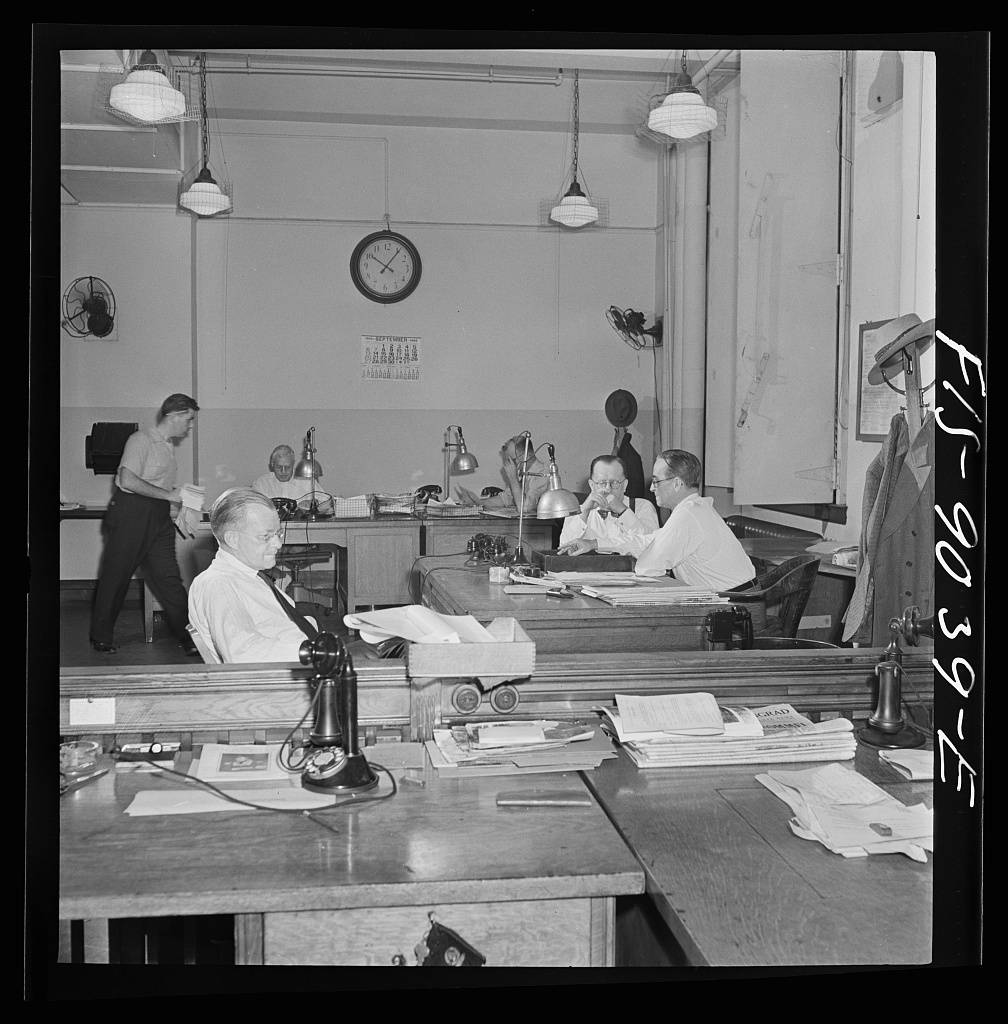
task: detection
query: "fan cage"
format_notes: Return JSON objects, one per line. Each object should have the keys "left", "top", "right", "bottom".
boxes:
{"left": 62, "top": 277, "right": 117, "bottom": 339}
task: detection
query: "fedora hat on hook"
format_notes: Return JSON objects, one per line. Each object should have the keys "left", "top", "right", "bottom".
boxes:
{"left": 604, "top": 389, "right": 638, "bottom": 428}
{"left": 868, "top": 314, "right": 935, "bottom": 386}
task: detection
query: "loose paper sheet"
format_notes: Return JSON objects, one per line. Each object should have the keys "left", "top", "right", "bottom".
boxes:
{"left": 614, "top": 692, "right": 724, "bottom": 737}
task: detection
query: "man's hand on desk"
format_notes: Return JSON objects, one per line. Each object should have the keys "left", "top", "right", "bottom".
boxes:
{"left": 557, "top": 538, "right": 598, "bottom": 556}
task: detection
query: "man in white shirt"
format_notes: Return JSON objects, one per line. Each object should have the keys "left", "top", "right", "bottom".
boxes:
{"left": 559, "top": 449, "right": 756, "bottom": 591}
{"left": 251, "top": 444, "right": 309, "bottom": 502}
{"left": 557, "top": 455, "right": 658, "bottom": 551}
{"left": 189, "top": 488, "right": 317, "bottom": 662}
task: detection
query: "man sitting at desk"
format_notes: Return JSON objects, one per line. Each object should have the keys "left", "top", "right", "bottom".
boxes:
{"left": 188, "top": 488, "right": 317, "bottom": 662}
{"left": 557, "top": 454, "right": 658, "bottom": 550}
{"left": 558, "top": 449, "right": 756, "bottom": 591}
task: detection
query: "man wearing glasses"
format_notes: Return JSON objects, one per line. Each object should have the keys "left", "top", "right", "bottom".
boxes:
{"left": 188, "top": 487, "right": 318, "bottom": 662}
{"left": 559, "top": 449, "right": 755, "bottom": 591}
{"left": 557, "top": 455, "right": 658, "bottom": 551}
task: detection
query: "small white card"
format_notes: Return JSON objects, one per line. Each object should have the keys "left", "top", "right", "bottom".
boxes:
{"left": 68, "top": 697, "right": 116, "bottom": 726}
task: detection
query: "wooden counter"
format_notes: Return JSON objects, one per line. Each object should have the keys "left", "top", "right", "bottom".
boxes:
{"left": 586, "top": 742, "right": 933, "bottom": 967}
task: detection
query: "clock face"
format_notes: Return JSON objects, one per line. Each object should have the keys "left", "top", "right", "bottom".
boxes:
{"left": 350, "top": 230, "right": 422, "bottom": 303}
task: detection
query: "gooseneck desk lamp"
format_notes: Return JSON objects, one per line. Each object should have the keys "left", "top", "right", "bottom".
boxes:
{"left": 293, "top": 426, "right": 324, "bottom": 521}
{"left": 510, "top": 432, "right": 581, "bottom": 565}
{"left": 299, "top": 633, "right": 378, "bottom": 793}
{"left": 443, "top": 424, "right": 478, "bottom": 501}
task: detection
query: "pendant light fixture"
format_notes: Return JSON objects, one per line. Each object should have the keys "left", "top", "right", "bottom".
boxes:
{"left": 550, "top": 69, "right": 598, "bottom": 228}
{"left": 647, "top": 53, "right": 718, "bottom": 140}
{"left": 108, "top": 49, "right": 191, "bottom": 125}
{"left": 179, "top": 54, "right": 233, "bottom": 217}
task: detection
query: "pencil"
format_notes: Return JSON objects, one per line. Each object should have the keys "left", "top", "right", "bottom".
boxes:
{"left": 174, "top": 521, "right": 186, "bottom": 539}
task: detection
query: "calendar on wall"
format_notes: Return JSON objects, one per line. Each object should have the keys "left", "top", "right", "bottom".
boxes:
{"left": 361, "top": 335, "right": 422, "bottom": 382}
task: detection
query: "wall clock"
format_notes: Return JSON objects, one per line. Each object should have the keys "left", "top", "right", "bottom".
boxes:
{"left": 350, "top": 230, "right": 422, "bottom": 304}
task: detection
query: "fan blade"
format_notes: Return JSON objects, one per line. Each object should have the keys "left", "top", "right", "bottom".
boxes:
{"left": 606, "top": 306, "right": 628, "bottom": 332}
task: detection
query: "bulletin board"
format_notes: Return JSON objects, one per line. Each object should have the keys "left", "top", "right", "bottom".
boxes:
{"left": 856, "top": 319, "right": 906, "bottom": 441}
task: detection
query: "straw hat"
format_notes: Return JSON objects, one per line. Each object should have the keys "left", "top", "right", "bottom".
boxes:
{"left": 867, "top": 314, "right": 935, "bottom": 385}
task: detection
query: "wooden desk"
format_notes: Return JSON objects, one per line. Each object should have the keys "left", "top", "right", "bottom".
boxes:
{"left": 585, "top": 742, "right": 932, "bottom": 966}
{"left": 59, "top": 759, "right": 643, "bottom": 966}
{"left": 419, "top": 555, "right": 735, "bottom": 654}
{"left": 422, "top": 514, "right": 553, "bottom": 557}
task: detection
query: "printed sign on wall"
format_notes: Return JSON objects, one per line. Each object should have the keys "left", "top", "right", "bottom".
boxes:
{"left": 361, "top": 335, "right": 422, "bottom": 382}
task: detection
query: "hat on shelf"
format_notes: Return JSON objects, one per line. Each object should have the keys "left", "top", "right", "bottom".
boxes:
{"left": 604, "top": 389, "right": 638, "bottom": 428}
{"left": 867, "top": 314, "right": 936, "bottom": 386}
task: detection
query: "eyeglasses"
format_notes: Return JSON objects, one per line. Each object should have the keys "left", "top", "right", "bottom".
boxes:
{"left": 650, "top": 475, "right": 677, "bottom": 489}
{"left": 590, "top": 478, "right": 626, "bottom": 490}
{"left": 251, "top": 529, "right": 284, "bottom": 544}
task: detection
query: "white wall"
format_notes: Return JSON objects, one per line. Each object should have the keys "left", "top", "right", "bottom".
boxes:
{"left": 60, "top": 115, "right": 660, "bottom": 578}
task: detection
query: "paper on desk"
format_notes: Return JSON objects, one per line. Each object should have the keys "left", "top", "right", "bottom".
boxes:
{"left": 756, "top": 763, "right": 933, "bottom": 860}
{"left": 193, "top": 743, "right": 295, "bottom": 784}
{"left": 615, "top": 691, "right": 724, "bottom": 737}
{"left": 878, "top": 748, "right": 934, "bottom": 780}
{"left": 124, "top": 785, "right": 340, "bottom": 815}
{"left": 344, "top": 604, "right": 494, "bottom": 645}
{"left": 361, "top": 741, "right": 426, "bottom": 770}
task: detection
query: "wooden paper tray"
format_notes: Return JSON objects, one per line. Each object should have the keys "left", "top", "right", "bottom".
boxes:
{"left": 405, "top": 617, "right": 535, "bottom": 678}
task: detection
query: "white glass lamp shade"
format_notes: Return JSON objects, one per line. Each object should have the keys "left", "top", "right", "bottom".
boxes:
{"left": 550, "top": 181, "right": 598, "bottom": 228}
{"left": 110, "top": 69, "right": 186, "bottom": 123}
{"left": 647, "top": 90, "right": 718, "bottom": 140}
{"left": 179, "top": 167, "right": 232, "bottom": 216}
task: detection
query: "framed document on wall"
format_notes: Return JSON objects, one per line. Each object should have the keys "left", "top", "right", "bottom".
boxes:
{"left": 856, "top": 319, "right": 905, "bottom": 441}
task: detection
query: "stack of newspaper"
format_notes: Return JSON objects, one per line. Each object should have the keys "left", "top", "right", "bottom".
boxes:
{"left": 426, "top": 720, "right": 617, "bottom": 778}
{"left": 756, "top": 762, "right": 933, "bottom": 860}
{"left": 597, "top": 692, "right": 857, "bottom": 768}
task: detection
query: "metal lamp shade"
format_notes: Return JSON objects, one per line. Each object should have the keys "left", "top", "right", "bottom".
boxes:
{"left": 537, "top": 486, "right": 581, "bottom": 519}
{"left": 293, "top": 457, "right": 323, "bottom": 480}
{"left": 451, "top": 449, "right": 478, "bottom": 473}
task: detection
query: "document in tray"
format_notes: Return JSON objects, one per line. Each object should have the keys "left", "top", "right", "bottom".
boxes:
{"left": 344, "top": 604, "right": 494, "bottom": 645}
{"left": 609, "top": 691, "right": 725, "bottom": 740}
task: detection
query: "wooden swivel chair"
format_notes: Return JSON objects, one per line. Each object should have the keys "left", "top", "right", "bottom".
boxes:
{"left": 273, "top": 545, "right": 335, "bottom": 615}
{"left": 721, "top": 555, "right": 820, "bottom": 639}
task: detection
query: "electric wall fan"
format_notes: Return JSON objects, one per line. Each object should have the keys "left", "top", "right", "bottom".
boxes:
{"left": 606, "top": 306, "right": 662, "bottom": 350}
{"left": 61, "top": 277, "right": 117, "bottom": 339}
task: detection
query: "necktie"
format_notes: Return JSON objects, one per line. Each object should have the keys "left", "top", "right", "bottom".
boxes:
{"left": 257, "top": 570, "right": 319, "bottom": 640}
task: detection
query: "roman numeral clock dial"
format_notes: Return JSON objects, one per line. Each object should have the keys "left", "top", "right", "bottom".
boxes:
{"left": 350, "top": 230, "right": 422, "bottom": 304}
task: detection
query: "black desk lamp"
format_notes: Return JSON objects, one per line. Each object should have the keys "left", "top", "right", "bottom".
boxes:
{"left": 299, "top": 633, "right": 378, "bottom": 793}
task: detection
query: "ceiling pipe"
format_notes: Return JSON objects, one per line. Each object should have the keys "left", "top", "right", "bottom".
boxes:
{"left": 172, "top": 59, "right": 564, "bottom": 87}
{"left": 691, "top": 49, "right": 737, "bottom": 86}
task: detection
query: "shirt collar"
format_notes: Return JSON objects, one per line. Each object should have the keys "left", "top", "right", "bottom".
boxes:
{"left": 215, "top": 547, "right": 263, "bottom": 578}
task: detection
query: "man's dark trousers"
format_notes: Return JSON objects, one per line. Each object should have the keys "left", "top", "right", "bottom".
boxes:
{"left": 90, "top": 489, "right": 190, "bottom": 645}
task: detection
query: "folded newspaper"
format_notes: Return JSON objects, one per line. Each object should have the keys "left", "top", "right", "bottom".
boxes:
{"left": 756, "top": 762, "right": 933, "bottom": 861}
{"left": 597, "top": 697, "right": 856, "bottom": 767}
